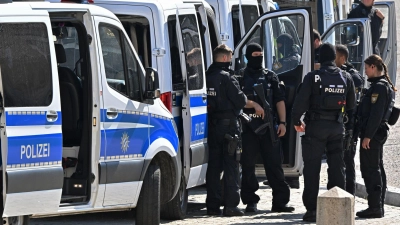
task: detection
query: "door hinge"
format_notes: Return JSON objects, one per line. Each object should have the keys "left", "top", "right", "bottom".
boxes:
{"left": 324, "top": 13, "right": 333, "bottom": 20}
{"left": 152, "top": 48, "right": 166, "bottom": 57}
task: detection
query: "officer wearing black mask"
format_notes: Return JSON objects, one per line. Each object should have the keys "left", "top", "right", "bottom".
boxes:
{"left": 292, "top": 43, "right": 356, "bottom": 222}
{"left": 273, "top": 34, "right": 301, "bottom": 74}
{"left": 348, "top": 0, "right": 385, "bottom": 56}
{"left": 335, "top": 44, "right": 364, "bottom": 196}
{"left": 205, "top": 44, "right": 247, "bottom": 217}
{"left": 239, "top": 43, "right": 294, "bottom": 213}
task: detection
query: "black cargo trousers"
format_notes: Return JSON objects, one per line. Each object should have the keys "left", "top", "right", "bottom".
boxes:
{"left": 302, "top": 120, "right": 345, "bottom": 211}
{"left": 240, "top": 128, "right": 290, "bottom": 207}
{"left": 206, "top": 119, "right": 241, "bottom": 210}
{"left": 360, "top": 125, "right": 388, "bottom": 210}
{"left": 343, "top": 131, "right": 357, "bottom": 195}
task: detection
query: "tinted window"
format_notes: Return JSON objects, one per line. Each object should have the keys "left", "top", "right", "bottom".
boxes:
{"left": 54, "top": 26, "right": 81, "bottom": 76}
{"left": 99, "top": 24, "right": 142, "bottom": 101}
{"left": 231, "top": 5, "right": 241, "bottom": 47}
{"left": 167, "top": 16, "right": 184, "bottom": 90}
{"left": 242, "top": 5, "right": 259, "bottom": 33}
{"left": 0, "top": 23, "right": 52, "bottom": 107}
{"left": 179, "top": 14, "right": 204, "bottom": 90}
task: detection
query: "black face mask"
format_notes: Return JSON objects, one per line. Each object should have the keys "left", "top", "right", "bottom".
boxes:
{"left": 247, "top": 56, "right": 263, "bottom": 70}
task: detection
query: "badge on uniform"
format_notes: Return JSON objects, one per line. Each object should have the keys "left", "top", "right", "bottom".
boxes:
{"left": 371, "top": 93, "right": 379, "bottom": 103}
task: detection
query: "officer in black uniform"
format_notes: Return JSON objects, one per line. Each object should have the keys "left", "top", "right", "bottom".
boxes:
{"left": 273, "top": 34, "right": 301, "bottom": 74}
{"left": 356, "top": 54, "right": 396, "bottom": 218}
{"left": 292, "top": 43, "right": 356, "bottom": 222}
{"left": 348, "top": 0, "right": 385, "bottom": 55}
{"left": 335, "top": 44, "right": 364, "bottom": 195}
{"left": 239, "top": 43, "right": 294, "bottom": 213}
{"left": 314, "top": 29, "right": 322, "bottom": 64}
{"left": 205, "top": 44, "right": 247, "bottom": 217}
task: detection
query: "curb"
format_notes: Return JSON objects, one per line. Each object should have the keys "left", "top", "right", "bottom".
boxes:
{"left": 355, "top": 171, "right": 400, "bottom": 207}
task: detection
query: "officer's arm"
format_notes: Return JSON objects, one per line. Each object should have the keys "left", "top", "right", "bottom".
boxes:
{"left": 291, "top": 73, "right": 313, "bottom": 125}
{"left": 226, "top": 75, "right": 247, "bottom": 109}
{"left": 346, "top": 76, "right": 356, "bottom": 110}
{"left": 364, "top": 85, "right": 388, "bottom": 139}
{"left": 271, "top": 73, "right": 286, "bottom": 122}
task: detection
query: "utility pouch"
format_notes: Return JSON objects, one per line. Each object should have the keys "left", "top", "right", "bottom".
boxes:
{"left": 224, "top": 134, "right": 238, "bottom": 156}
{"left": 323, "top": 96, "right": 345, "bottom": 110}
{"left": 388, "top": 106, "right": 400, "bottom": 125}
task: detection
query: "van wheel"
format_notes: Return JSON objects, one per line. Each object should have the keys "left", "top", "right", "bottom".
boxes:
{"left": 6, "top": 216, "right": 30, "bottom": 225}
{"left": 136, "top": 165, "right": 160, "bottom": 225}
{"left": 160, "top": 176, "right": 188, "bottom": 220}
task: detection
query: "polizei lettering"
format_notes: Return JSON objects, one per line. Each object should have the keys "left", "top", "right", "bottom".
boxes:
{"left": 324, "top": 87, "right": 345, "bottom": 93}
{"left": 21, "top": 143, "right": 50, "bottom": 159}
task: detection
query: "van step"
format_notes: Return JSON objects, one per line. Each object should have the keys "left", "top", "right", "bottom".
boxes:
{"left": 61, "top": 195, "right": 87, "bottom": 203}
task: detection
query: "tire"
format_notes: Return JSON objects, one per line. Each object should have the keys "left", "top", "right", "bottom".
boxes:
{"left": 160, "top": 176, "right": 188, "bottom": 220}
{"left": 136, "top": 165, "right": 161, "bottom": 225}
{"left": 6, "top": 216, "right": 30, "bottom": 225}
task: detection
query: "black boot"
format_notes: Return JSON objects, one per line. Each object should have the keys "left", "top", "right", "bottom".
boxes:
{"left": 271, "top": 204, "right": 295, "bottom": 213}
{"left": 356, "top": 208, "right": 383, "bottom": 218}
{"left": 303, "top": 210, "right": 316, "bottom": 222}
{"left": 207, "top": 208, "right": 222, "bottom": 216}
{"left": 245, "top": 203, "right": 257, "bottom": 212}
{"left": 223, "top": 207, "right": 244, "bottom": 216}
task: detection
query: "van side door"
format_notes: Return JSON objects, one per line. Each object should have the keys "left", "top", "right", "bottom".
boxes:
{"left": 175, "top": 7, "right": 208, "bottom": 189}
{"left": 0, "top": 13, "right": 64, "bottom": 216}
{"left": 94, "top": 16, "right": 148, "bottom": 206}
{"left": 232, "top": 8, "right": 314, "bottom": 177}
{"left": 374, "top": 1, "right": 397, "bottom": 85}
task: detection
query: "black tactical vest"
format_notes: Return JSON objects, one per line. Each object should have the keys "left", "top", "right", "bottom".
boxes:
{"left": 206, "top": 70, "right": 236, "bottom": 118}
{"left": 311, "top": 69, "right": 348, "bottom": 111}
{"left": 240, "top": 68, "right": 274, "bottom": 118}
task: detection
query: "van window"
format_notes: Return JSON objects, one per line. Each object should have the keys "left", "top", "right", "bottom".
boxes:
{"left": 167, "top": 16, "right": 184, "bottom": 90}
{"left": 231, "top": 5, "right": 241, "bottom": 47}
{"left": 179, "top": 14, "right": 204, "bottom": 90}
{"left": 0, "top": 23, "right": 52, "bottom": 107}
{"left": 242, "top": 5, "right": 259, "bottom": 33}
{"left": 99, "top": 24, "right": 142, "bottom": 101}
{"left": 54, "top": 26, "right": 81, "bottom": 76}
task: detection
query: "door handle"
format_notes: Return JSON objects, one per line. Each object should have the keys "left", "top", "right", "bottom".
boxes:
{"left": 106, "top": 108, "right": 118, "bottom": 119}
{"left": 202, "top": 94, "right": 207, "bottom": 102}
{"left": 46, "top": 110, "right": 58, "bottom": 122}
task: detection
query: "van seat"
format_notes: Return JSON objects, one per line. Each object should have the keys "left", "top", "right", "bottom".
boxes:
{"left": 55, "top": 44, "right": 82, "bottom": 147}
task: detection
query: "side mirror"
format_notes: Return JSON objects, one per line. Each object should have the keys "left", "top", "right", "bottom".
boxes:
{"left": 144, "top": 67, "right": 160, "bottom": 99}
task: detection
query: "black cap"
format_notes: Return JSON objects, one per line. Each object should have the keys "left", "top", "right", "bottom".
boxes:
{"left": 319, "top": 43, "right": 336, "bottom": 64}
{"left": 245, "top": 43, "right": 262, "bottom": 59}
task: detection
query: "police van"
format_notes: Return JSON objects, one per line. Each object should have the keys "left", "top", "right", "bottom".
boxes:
{"left": 47, "top": 0, "right": 223, "bottom": 219}
{"left": 231, "top": 1, "right": 397, "bottom": 180}
{"left": 205, "top": 0, "right": 260, "bottom": 50}
{"left": 0, "top": 1, "right": 179, "bottom": 225}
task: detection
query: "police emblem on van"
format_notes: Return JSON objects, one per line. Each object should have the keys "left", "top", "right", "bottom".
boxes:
{"left": 121, "top": 132, "right": 130, "bottom": 153}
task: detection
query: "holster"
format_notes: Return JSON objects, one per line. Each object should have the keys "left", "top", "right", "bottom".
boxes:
{"left": 224, "top": 134, "right": 241, "bottom": 162}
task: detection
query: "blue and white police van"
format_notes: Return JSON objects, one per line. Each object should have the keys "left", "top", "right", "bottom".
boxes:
{"left": 46, "top": 0, "right": 221, "bottom": 219}
{"left": 0, "top": 1, "right": 179, "bottom": 224}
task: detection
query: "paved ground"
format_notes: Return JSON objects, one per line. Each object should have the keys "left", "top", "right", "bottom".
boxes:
{"left": 31, "top": 163, "right": 400, "bottom": 225}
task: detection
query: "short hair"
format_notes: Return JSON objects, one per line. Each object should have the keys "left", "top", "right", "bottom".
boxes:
{"left": 213, "top": 44, "right": 233, "bottom": 61}
{"left": 313, "top": 29, "right": 321, "bottom": 41}
{"left": 187, "top": 47, "right": 202, "bottom": 61}
{"left": 335, "top": 44, "right": 349, "bottom": 60}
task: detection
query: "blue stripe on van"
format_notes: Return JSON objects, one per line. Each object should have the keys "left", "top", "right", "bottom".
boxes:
{"left": 6, "top": 111, "right": 62, "bottom": 126}
{"left": 190, "top": 95, "right": 207, "bottom": 107}
{"left": 7, "top": 133, "right": 63, "bottom": 166}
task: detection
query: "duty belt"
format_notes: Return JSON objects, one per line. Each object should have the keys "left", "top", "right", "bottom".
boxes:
{"left": 211, "top": 119, "right": 237, "bottom": 126}
{"left": 307, "top": 113, "right": 338, "bottom": 121}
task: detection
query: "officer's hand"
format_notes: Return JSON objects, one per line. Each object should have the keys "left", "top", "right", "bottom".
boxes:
{"left": 362, "top": 137, "right": 371, "bottom": 149}
{"left": 253, "top": 102, "right": 265, "bottom": 119}
{"left": 294, "top": 122, "right": 305, "bottom": 132}
{"left": 376, "top": 9, "right": 385, "bottom": 20}
{"left": 277, "top": 124, "right": 286, "bottom": 137}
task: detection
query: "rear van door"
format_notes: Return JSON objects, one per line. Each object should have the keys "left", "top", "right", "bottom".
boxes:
{"left": 0, "top": 11, "right": 64, "bottom": 216}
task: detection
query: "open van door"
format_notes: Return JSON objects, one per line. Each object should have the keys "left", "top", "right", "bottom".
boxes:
{"left": 175, "top": 7, "right": 208, "bottom": 189}
{"left": 321, "top": 18, "right": 373, "bottom": 81}
{"left": 232, "top": 8, "right": 313, "bottom": 177}
{"left": 374, "top": 1, "right": 397, "bottom": 85}
{"left": 0, "top": 12, "right": 64, "bottom": 217}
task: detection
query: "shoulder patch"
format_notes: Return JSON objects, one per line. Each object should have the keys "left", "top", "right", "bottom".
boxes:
{"left": 371, "top": 93, "right": 379, "bottom": 103}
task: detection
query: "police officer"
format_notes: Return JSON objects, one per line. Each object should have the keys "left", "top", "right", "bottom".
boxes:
{"left": 356, "top": 54, "right": 396, "bottom": 218}
{"left": 348, "top": 0, "right": 385, "bottom": 56}
{"left": 205, "top": 44, "right": 247, "bottom": 216}
{"left": 292, "top": 43, "right": 356, "bottom": 222}
{"left": 314, "top": 29, "right": 322, "bottom": 64}
{"left": 273, "top": 33, "right": 301, "bottom": 74}
{"left": 335, "top": 44, "right": 364, "bottom": 196}
{"left": 239, "top": 43, "right": 294, "bottom": 213}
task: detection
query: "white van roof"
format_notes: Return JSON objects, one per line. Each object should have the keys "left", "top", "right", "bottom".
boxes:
{"left": 0, "top": 2, "right": 119, "bottom": 20}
